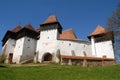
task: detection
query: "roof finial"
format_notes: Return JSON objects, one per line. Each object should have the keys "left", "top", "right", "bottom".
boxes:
{"left": 48, "top": 12, "right": 56, "bottom": 16}
{"left": 18, "top": 21, "right": 22, "bottom": 26}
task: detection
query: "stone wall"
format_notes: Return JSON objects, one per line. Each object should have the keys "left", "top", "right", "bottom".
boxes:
{"left": 61, "top": 58, "right": 116, "bottom": 67}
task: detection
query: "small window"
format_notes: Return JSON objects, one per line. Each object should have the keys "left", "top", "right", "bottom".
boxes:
{"left": 45, "top": 43, "right": 48, "bottom": 45}
{"left": 71, "top": 50, "right": 75, "bottom": 56}
{"left": 28, "top": 39, "right": 30, "bottom": 41}
{"left": 84, "top": 45, "right": 85, "bottom": 47}
{"left": 28, "top": 47, "right": 30, "bottom": 48}
{"left": 13, "top": 44, "right": 15, "bottom": 47}
{"left": 83, "top": 51, "right": 87, "bottom": 56}
{"left": 69, "top": 43, "right": 71, "bottom": 46}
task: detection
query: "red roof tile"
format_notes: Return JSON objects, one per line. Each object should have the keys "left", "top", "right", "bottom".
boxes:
{"left": 60, "top": 29, "right": 77, "bottom": 40}
{"left": 88, "top": 25, "right": 108, "bottom": 37}
{"left": 11, "top": 25, "right": 22, "bottom": 32}
{"left": 25, "top": 24, "right": 35, "bottom": 31}
{"left": 42, "top": 15, "right": 58, "bottom": 25}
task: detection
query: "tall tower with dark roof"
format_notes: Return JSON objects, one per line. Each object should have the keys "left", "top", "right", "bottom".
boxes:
{"left": 39, "top": 15, "right": 62, "bottom": 41}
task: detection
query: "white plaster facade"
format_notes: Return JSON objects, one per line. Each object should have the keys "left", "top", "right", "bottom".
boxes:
{"left": 2, "top": 38, "right": 16, "bottom": 63}
{"left": 57, "top": 40, "right": 92, "bottom": 56}
{"left": 1, "top": 15, "right": 115, "bottom": 64}
{"left": 2, "top": 39, "right": 16, "bottom": 55}
{"left": 12, "top": 37, "right": 37, "bottom": 63}
{"left": 95, "top": 40, "right": 114, "bottom": 58}
{"left": 35, "top": 26, "right": 114, "bottom": 63}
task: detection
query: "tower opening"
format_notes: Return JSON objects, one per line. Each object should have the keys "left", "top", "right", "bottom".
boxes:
{"left": 8, "top": 53, "right": 13, "bottom": 63}
{"left": 43, "top": 53, "right": 52, "bottom": 61}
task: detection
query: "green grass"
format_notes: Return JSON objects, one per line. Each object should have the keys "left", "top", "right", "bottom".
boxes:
{"left": 0, "top": 64, "right": 120, "bottom": 80}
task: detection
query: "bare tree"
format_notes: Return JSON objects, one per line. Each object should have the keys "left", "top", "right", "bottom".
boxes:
{"left": 107, "top": 2, "right": 120, "bottom": 63}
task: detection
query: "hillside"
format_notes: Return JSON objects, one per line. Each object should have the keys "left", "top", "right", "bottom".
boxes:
{"left": 0, "top": 64, "right": 120, "bottom": 80}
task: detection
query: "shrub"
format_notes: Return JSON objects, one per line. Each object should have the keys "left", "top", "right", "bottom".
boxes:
{"left": 0, "top": 53, "right": 7, "bottom": 63}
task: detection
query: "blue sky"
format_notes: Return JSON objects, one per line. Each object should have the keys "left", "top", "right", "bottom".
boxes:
{"left": 0, "top": 0, "right": 119, "bottom": 53}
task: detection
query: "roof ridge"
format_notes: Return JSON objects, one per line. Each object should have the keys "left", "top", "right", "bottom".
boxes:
{"left": 11, "top": 25, "right": 23, "bottom": 32}
{"left": 25, "top": 24, "right": 35, "bottom": 30}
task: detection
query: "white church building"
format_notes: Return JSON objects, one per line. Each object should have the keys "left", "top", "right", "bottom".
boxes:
{"left": 2, "top": 15, "right": 115, "bottom": 64}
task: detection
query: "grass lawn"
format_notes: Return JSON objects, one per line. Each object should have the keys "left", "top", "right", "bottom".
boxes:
{"left": 0, "top": 64, "right": 120, "bottom": 80}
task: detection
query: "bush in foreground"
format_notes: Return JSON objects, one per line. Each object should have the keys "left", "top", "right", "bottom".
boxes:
{"left": 0, "top": 53, "right": 6, "bottom": 63}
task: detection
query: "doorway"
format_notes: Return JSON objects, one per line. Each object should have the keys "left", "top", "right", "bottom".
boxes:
{"left": 8, "top": 53, "right": 13, "bottom": 63}
{"left": 43, "top": 53, "right": 52, "bottom": 61}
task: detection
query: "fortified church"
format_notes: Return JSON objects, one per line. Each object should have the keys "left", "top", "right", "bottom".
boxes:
{"left": 2, "top": 15, "right": 115, "bottom": 65}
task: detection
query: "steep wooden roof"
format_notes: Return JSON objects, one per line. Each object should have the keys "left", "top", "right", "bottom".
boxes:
{"left": 88, "top": 25, "right": 108, "bottom": 37}
{"left": 40, "top": 15, "right": 62, "bottom": 33}
{"left": 60, "top": 29, "right": 77, "bottom": 40}
{"left": 41, "top": 15, "right": 58, "bottom": 25}
{"left": 11, "top": 25, "right": 22, "bottom": 32}
{"left": 25, "top": 24, "right": 35, "bottom": 31}
{"left": 2, "top": 24, "right": 39, "bottom": 46}
{"left": 11, "top": 24, "right": 35, "bottom": 33}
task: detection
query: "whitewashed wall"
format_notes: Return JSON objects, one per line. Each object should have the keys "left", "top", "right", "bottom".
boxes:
{"left": 95, "top": 40, "right": 114, "bottom": 58}
{"left": 21, "top": 37, "right": 37, "bottom": 61}
{"left": 57, "top": 40, "right": 92, "bottom": 57}
{"left": 40, "top": 29, "right": 59, "bottom": 41}
{"left": 2, "top": 39, "right": 16, "bottom": 55}
{"left": 2, "top": 39, "right": 16, "bottom": 63}
{"left": 35, "top": 27, "right": 115, "bottom": 63}
{"left": 35, "top": 38, "right": 115, "bottom": 63}
{"left": 12, "top": 37, "right": 25, "bottom": 63}
{"left": 36, "top": 29, "right": 59, "bottom": 62}
{"left": 35, "top": 39, "right": 92, "bottom": 63}
{"left": 36, "top": 40, "right": 58, "bottom": 63}
{"left": 13, "top": 37, "right": 37, "bottom": 63}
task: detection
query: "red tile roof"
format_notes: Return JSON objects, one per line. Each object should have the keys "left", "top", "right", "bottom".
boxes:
{"left": 88, "top": 25, "right": 108, "bottom": 37}
{"left": 25, "top": 24, "right": 35, "bottom": 31}
{"left": 61, "top": 55, "right": 114, "bottom": 61}
{"left": 60, "top": 29, "right": 77, "bottom": 40}
{"left": 11, "top": 25, "right": 22, "bottom": 32}
{"left": 41, "top": 15, "right": 58, "bottom": 25}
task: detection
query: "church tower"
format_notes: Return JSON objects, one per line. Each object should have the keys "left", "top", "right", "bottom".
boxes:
{"left": 39, "top": 15, "right": 62, "bottom": 41}
{"left": 35, "top": 15, "right": 63, "bottom": 63}
{"left": 88, "top": 25, "right": 114, "bottom": 58}
{"left": 88, "top": 25, "right": 107, "bottom": 56}
{"left": 12, "top": 24, "right": 39, "bottom": 63}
